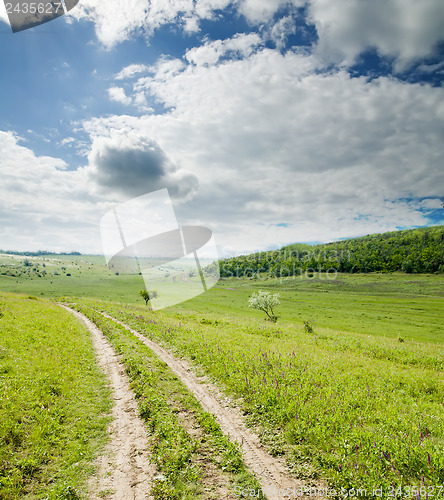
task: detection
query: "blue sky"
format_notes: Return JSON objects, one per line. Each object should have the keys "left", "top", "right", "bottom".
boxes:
{"left": 0, "top": 0, "right": 443, "bottom": 255}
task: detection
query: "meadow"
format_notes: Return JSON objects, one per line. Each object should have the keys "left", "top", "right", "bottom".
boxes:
{"left": 72, "top": 295, "right": 444, "bottom": 496}
{"left": 1, "top": 252, "right": 443, "bottom": 343}
{"left": 1, "top": 252, "right": 443, "bottom": 497}
{"left": 0, "top": 292, "right": 111, "bottom": 498}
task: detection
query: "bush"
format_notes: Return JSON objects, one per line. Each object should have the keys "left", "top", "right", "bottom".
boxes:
{"left": 303, "top": 320, "right": 315, "bottom": 333}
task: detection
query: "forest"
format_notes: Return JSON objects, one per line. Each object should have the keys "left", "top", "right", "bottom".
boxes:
{"left": 219, "top": 225, "right": 444, "bottom": 277}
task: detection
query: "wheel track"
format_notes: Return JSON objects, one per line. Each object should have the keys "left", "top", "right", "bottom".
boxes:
{"left": 61, "top": 306, "right": 155, "bottom": 500}
{"left": 99, "top": 311, "right": 324, "bottom": 499}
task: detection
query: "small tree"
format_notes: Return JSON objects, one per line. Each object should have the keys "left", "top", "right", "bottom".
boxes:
{"left": 303, "top": 319, "right": 314, "bottom": 333}
{"left": 140, "top": 290, "right": 150, "bottom": 305}
{"left": 139, "top": 289, "right": 158, "bottom": 305}
{"left": 248, "top": 290, "right": 280, "bottom": 322}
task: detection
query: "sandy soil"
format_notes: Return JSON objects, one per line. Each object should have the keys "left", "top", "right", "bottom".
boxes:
{"left": 62, "top": 306, "right": 156, "bottom": 500}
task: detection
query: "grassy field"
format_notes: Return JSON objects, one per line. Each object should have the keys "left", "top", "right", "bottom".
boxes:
{"left": 0, "top": 253, "right": 146, "bottom": 303}
{"left": 174, "top": 274, "right": 444, "bottom": 344}
{"left": 1, "top": 252, "right": 444, "bottom": 497}
{"left": 74, "top": 296, "right": 444, "bottom": 496}
{"left": 1, "top": 253, "right": 443, "bottom": 343}
{"left": 0, "top": 293, "right": 111, "bottom": 499}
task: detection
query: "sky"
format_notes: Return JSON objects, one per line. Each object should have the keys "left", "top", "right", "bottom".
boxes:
{"left": 0, "top": 0, "right": 443, "bottom": 257}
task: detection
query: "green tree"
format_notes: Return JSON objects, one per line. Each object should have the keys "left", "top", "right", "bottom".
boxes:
{"left": 139, "top": 289, "right": 158, "bottom": 305}
{"left": 139, "top": 290, "right": 150, "bottom": 305}
{"left": 248, "top": 290, "right": 280, "bottom": 322}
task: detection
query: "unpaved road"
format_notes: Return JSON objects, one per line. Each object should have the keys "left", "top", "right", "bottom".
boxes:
{"left": 100, "top": 312, "right": 318, "bottom": 498}
{"left": 62, "top": 306, "right": 155, "bottom": 500}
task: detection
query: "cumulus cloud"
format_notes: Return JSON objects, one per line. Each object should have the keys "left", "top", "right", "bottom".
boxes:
{"left": 68, "top": 0, "right": 304, "bottom": 48}
{"left": 238, "top": 0, "right": 303, "bottom": 24}
{"left": 308, "top": 0, "right": 444, "bottom": 70}
{"left": 108, "top": 86, "right": 132, "bottom": 105}
{"left": 0, "top": 129, "right": 198, "bottom": 252}
{"left": 185, "top": 33, "right": 263, "bottom": 66}
{"left": 269, "top": 15, "right": 297, "bottom": 50}
{"left": 418, "top": 198, "right": 443, "bottom": 210}
{"left": 115, "top": 64, "right": 151, "bottom": 80}
{"left": 81, "top": 47, "right": 444, "bottom": 253}
{"left": 67, "top": 0, "right": 444, "bottom": 73}
{"left": 0, "top": 131, "right": 104, "bottom": 253}
{"left": 68, "top": 0, "right": 151, "bottom": 48}
{"left": 68, "top": 0, "right": 208, "bottom": 48}
{"left": 87, "top": 133, "right": 199, "bottom": 202}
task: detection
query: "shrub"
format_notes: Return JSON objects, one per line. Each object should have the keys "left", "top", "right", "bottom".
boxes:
{"left": 303, "top": 320, "right": 315, "bottom": 333}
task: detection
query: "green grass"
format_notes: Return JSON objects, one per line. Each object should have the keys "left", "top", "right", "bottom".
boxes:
{"left": 1, "top": 251, "right": 443, "bottom": 344}
{"left": 172, "top": 274, "right": 444, "bottom": 344}
{"left": 1, "top": 252, "right": 444, "bottom": 497}
{"left": 0, "top": 293, "right": 111, "bottom": 499}
{"left": 77, "top": 296, "right": 444, "bottom": 497}
{"left": 0, "top": 253, "right": 146, "bottom": 303}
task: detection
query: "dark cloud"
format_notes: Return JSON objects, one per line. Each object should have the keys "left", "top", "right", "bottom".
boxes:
{"left": 89, "top": 137, "right": 198, "bottom": 201}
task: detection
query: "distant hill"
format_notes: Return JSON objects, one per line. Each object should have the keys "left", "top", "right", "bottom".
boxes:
{"left": 219, "top": 225, "right": 444, "bottom": 277}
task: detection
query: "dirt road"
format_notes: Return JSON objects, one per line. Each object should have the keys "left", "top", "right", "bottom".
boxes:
{"left": 62, "top": 306, "right": 155, "bottom": 500}
{"left": 100, "top": 311, "right": 315, "bottom": 498}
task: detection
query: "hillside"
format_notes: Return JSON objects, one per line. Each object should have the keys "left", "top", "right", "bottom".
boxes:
{"left": 219, "top": 225, "right": 444, "bottom": 277}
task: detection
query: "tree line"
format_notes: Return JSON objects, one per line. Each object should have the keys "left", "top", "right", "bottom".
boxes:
{"left": 0, "top": 250, "right": 81, "bottom": 257}
{"left": 219, "top": 225, "right": 444, "bottom": 277}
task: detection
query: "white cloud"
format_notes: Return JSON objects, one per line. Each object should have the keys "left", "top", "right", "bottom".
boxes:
{"left": 185, "top": 33, "right": 263, "bottom": 66}
{"left": 269, "top": 15, "right": 297, "bottom": 50}
{"left": 68, "top": 0, "right": 301, "bottom": 49}
{"left": 416, "top": 61, "right": 444, "bottom": 75}
{"left": 0, "top": 129, "right": 199, "bottom": 253}
{"left": 115, "top": 64, "right": 151, "bottom": 80}
{"left": 308, "top": 0, "right": 444, "bottom": 70}
{"left": 68, "top": 0, "right": 151, "bottom": 48}
{"left": 108, "top": 86, "right": 132, "bottom": 105}
{"left": 4, "top": 0, "right": 444, "bottom": 255}
{"left": 66, "top": 0, "right": 444, "bottom": 75}
{"left": 238, "top": 0, "right": 303, "bottom": 24}
{"left": 81, "top": 48, "right": 444, "bottom": 254}
{"left": 194, "top": 0, "right": 232, "bottom": 19}
{"left": 0, "top": 131, "right": 105, "bottom": 253}
{"left": 69, "top": 0, "right": 205, "bottom": 48}
{"left": 418, "top": 198, "right": 443, "bottom": 210}
{"left": 60, "top": 137, "right": 76, "bottom": 146}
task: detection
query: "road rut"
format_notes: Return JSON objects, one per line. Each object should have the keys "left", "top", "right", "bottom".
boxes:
{"left": 100, "top": 311, "right": 319, "bottom": 498}
{"left": 62, "top": 306, "right": 155, "bottom": 500}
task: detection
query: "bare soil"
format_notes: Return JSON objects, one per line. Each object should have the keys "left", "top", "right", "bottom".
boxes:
{"left": 62, "top": 306, "right": 156, "bottom": 500}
